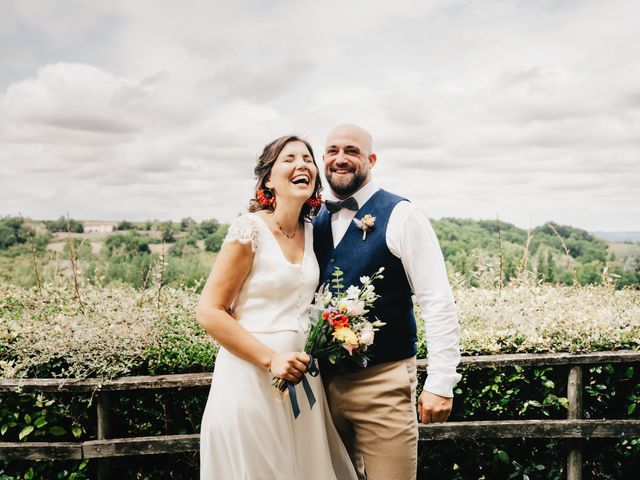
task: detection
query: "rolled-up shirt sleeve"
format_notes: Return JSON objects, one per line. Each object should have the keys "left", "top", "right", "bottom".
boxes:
{"left": 388, "top": 203, "right": 462, "bottom": 397}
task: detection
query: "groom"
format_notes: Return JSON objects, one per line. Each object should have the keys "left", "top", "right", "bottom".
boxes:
{"left": 313, "top": 124, "right": 462, "bottom": 480}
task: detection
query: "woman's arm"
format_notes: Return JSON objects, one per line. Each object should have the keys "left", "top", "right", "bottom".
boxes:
{"left": 196, "top": 241, "right": 308, "bottom": 383}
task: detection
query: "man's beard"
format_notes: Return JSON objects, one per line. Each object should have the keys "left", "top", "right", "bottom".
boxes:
{"left": 326, "top": 169, "right": 367, "bottom": 197}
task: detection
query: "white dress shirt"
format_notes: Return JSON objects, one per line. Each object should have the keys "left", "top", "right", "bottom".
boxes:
{"left": 324, "top": 180, "right": 462, "bottom": 397}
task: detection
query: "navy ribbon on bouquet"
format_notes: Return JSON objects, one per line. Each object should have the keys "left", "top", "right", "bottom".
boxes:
{"left": 286, "top": 355, "right": 319, "bottom": 419}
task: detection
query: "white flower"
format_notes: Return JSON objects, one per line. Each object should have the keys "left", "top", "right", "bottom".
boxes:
{"left": 359, "top": 276, "right": 370, "bottom": 284}
{"left": 364, "top": 286, "right": 377, "bottom": 303}
{"left": 359, "top": 323, "right": 375, "bottom": 346}
{"left": 348, "top": 300, "right": 366, "bottom": 316}
{"left": 337, "top": 299, "right": 366, "bottom": 316}
{"left": 322, "top": 288, "right": 332, "bottom": 306}
{"left": 346, "top": 285, "right": 361, "bottom": 300}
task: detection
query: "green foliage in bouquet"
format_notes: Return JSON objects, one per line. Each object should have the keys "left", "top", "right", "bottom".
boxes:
{"left": 304, "top": 267, "right": 385, "bottom": 371}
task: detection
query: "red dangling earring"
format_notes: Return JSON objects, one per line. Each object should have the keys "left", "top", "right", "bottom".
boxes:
{"left": 306, "top": 194, "right": 322, "bottom": 208}
{"left": 257, "top": 188, "right": 276, "bottom": 207}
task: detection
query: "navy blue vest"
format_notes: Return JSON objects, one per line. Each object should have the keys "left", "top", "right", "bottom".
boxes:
{"left": 313, "top": 189, "right": 417, "bottom": 368}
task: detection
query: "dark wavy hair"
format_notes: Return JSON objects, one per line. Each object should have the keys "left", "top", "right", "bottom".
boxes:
{"left": 249, "top": 135, "right": 322, "bottom": 223}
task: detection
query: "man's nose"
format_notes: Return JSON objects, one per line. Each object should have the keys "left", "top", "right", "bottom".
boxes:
{"left": 334, "top": 151, "right": 348, "bottom": 165}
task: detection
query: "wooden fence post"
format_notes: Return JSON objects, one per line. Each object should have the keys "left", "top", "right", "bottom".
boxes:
{"left": 96, "top": 392, "right": 112, "bottom": 480}
{"left": 567, "top": 366, "right": 583, "bottom": 480}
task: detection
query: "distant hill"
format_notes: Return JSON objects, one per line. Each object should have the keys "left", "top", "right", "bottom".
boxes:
{"left": 2, "top": 215, "right": 638, "bottom": 288}
{"left": 590, "top": 231, "right": 640, "bottom": 243}
{"left": 433, "top": 218, "right": 610, "bottom": 263}
{"left": 429, "top": 218, "right": 640, "bottom": 287}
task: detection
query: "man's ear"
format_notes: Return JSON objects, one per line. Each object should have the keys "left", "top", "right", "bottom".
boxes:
{"left": 368, "top": 153, "right": 377, "bottom": 168}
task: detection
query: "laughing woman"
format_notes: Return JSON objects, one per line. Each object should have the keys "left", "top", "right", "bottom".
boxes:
{"left": 197, "top": 135, "right": 357, "bottom": 479}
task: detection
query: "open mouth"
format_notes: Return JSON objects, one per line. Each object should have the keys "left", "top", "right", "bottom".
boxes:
{"left": 291, "top": 174, "right": 311, "bottom": 185}
{"left": 331, "top": 168, "right": 353, "bottom": 175}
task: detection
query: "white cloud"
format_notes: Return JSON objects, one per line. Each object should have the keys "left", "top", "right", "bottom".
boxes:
{"left": 1, "top": 0, "right": 639, "bottom": 230}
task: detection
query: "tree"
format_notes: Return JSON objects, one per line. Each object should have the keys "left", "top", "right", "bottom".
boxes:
{"left": 45, "top": 216, "right": 84, "bottom": 233}
{"left": 160, "top": 221, "right": 175, "bottom": 243}
{"left": 536, "top": 251, "right": 547, "bottom": 282}
{"left": 104, "top": 231, "right": 150, "bottom": 258}
{"left": 503, "top": 254, "right": 518, "bottom": 282}
{"left": 545, "top": 251, "right": 556, "bottom": 282}
{"left": 169, "top": 237, "right": 198, "bottom": 257}
{"left": 180, "top": 217, "right": 196, "bottom": 232}
{"left": 0, "top": 224, "right": 17, "bottom": 249}
{"left": 204, "top": 231, "right": 225, "bottom": 252}
{"left": 0, "top": 216, "right": 32, "bottom": 249}
{"left": 576, "top": 261, "right": 603, "bottom": 285}
{"left": 204, "top": 224, "right": 229, "bottom": 252}
{"left": 197, "top": 219, "right": 220, "bottom": 239}
{"left": 117, "top": 220, "right": 135, "bottom": 231}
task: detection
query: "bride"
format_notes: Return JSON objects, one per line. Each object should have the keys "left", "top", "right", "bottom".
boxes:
{"left": 197, "top": 135, "right": 357, "bottom": 479}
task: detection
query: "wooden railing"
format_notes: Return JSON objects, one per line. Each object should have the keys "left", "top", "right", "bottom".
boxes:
{"left": 1, "top": 350, "right": 639, "bottom": 480}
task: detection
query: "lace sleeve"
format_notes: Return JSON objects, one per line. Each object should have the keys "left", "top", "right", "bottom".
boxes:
{"left": 222, "top": 215, "right": 260, "bottom": 252}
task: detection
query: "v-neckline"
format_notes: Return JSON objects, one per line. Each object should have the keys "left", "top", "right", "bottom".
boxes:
{"left": 330, "top": 189, "right": 383, "bottom": 252}
{"left": 250, "top": 213, "right": 306, "bottom": 267}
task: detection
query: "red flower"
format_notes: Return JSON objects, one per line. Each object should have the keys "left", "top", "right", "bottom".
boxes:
{"left": 330, "top": 314, "right": 350, "bottom": 329}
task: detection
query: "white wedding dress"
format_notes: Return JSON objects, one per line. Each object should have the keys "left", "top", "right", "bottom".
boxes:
{"left": 200, "top": 213, "right": 357, "bottom": 480}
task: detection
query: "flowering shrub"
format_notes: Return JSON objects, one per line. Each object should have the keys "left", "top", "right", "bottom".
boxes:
{"left": 0, "top": 283, "right": 217, "bottom": 380}
{"left": 453, "top": 283, "right": 640, "bottom": 355}
{"left": 1, "top": 283, "right": 638, "bottom": 380}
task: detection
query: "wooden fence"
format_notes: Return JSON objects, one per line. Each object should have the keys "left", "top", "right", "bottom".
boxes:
{"left": 1, "top": 350, "right": 639, "bottom": 480}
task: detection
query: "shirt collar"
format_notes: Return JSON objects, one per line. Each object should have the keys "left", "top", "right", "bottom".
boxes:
{"left": 325, "top": 180, "right": 379, "bottom": 207}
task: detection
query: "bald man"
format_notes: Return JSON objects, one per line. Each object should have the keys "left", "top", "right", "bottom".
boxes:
{"left": 313, "top": 124, "right": 462, "bottom": 480}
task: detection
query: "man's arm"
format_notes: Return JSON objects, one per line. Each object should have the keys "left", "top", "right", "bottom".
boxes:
{"left": 388, "top": 202, "right": 462, "bottom": 422}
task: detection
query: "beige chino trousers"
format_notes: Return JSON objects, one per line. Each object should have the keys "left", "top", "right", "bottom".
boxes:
{"left": 322, "top": 357, "right": 419, "bottom": 480}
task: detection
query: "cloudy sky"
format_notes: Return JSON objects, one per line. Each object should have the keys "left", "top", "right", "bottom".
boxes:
{"left": 1, "top": 0, "right": 639, "bottom": 231}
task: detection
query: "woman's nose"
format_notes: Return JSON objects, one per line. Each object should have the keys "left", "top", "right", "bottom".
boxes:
{"left": 294, "top": 156, "right": 309, "bottom": 168}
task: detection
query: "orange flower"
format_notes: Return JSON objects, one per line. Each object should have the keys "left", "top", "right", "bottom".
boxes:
{"left": 330, "top": 314, "right": 350, "bottom": 329}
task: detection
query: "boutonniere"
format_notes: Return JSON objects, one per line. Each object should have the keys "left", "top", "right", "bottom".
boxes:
{"left": 353, "top": 214, "right": 376, "bottom": 240}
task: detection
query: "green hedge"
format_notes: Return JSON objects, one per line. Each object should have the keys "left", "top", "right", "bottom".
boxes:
{"left": 1, "top": 363, "right": 638, "bottom": 479}
{"left": 1, "top": 283, "right": 639, "bottom": 478}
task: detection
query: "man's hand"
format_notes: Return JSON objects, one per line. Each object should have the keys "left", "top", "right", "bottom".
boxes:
{"left": 417, "top": 390, "right": 453, "bottom": 424}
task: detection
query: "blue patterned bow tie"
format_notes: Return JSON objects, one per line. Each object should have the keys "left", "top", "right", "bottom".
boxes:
{"left": 325, "top": 197, "right": 359, "bottom": 214}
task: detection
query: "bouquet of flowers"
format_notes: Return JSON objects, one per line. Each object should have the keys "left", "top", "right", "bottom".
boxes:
{"left": 273, "top": 266, "right": 386, "bottom": 396}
